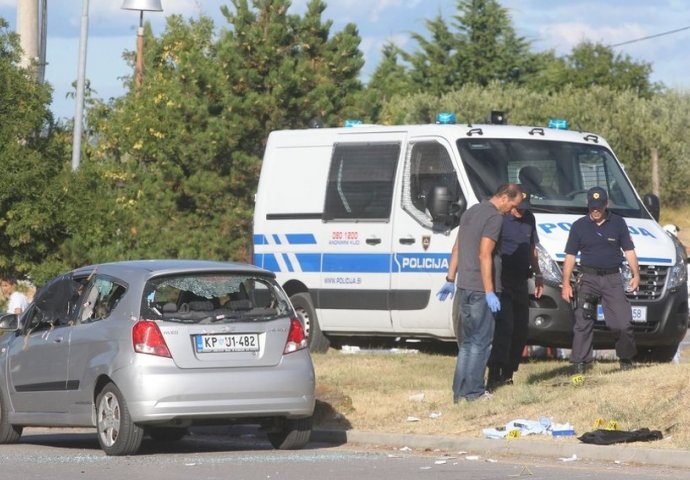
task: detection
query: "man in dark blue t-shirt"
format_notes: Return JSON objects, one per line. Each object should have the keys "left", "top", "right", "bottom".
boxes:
{"left": 561, "top": 186, "right": 640, "bottom": 373}
{"left": 487, "top": 191, "right": 544, "bottom": 390}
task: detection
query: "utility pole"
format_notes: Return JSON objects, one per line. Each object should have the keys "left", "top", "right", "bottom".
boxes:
{"left": 72, "top": 0, "right": 90, "bottom": 171}
{"left": 16, "top": 0, "right": 39, "bottom": 72}
{"left": 16, "top": 0, "right": 47, "bottom": 82}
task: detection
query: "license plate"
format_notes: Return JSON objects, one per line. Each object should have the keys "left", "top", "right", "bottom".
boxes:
{"left": 596, "top": 305, "right": 647, "bottom": 323}
{"left": 195, "top": 334, "right": 260, "bottom": 353}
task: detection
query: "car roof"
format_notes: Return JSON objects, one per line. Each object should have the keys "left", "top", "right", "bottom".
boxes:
{"left": 71, "top": 259, "right": 273, "bottom": 279}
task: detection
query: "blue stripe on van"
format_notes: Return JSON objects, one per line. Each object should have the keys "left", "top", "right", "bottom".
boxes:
{"left": 322, "top": 253, "right": 391, "bottom": 273}
{"left": 286, "top": 233, "right": 317, "bottom": 245}
{"left": 638, "top": 257, "right": 673, "bottom": 264}
{"left": 261, "top": 254, "right": 280, "bottom": 272}
{"left": 295, "top": 254, "right": 321, "bottom": 272}
{"left": 282, "top": 253, "right": 294, "bottom": 272}
{"left": 393, "top": 253, "right": 450, "bottom": 273}
{"left": 253, "top": 234, "right": 268, "bottom": 246}
{"left": 554, "top": 253, "right": 673, "bottom": 264}
{"left": 272, "top": 234, "right": 282, "bottom": 245}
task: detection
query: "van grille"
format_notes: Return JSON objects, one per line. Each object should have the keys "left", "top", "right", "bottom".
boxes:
{"left": 627, "top": 265, "right": 668, "bottom": 301}
{"left": 563, "top": 263, "right": 668, "bottom": 301}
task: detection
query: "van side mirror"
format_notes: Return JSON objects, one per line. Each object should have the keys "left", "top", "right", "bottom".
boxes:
{"left": 643, "top": 193, "right": 660, "bottom": 221}
{"left": 428, "top": 186, "right": 466, "bottom": 227}
{"left": 0, "top": 313, "right": 18, "bottom": 331}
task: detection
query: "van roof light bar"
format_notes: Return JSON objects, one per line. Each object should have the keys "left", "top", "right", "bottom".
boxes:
{"left": 436, "top": 112, "right": 456, "bottom": 124}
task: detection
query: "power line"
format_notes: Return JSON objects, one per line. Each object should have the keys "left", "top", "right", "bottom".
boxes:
{"left": 608, "top": 25, "right": 690, "bottom": 47}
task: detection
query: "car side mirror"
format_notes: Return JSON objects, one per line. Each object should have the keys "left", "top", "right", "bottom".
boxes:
{"left": 0, "top": 313, "right": 18, "bottom": 331}
{"left": 643, "top": 193, "right": 660, "bottom": 221}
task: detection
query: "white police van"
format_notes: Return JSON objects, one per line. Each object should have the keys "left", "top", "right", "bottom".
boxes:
{"left": 252, "top": 115, "right": 688, "bottom": 360}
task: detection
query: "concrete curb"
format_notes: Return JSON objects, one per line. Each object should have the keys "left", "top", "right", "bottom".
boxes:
{"left": 311, "top": 429, "right": 690, "bottom": 469}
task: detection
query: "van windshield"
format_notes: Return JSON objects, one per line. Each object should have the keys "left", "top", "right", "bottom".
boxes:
{"left": 456, "top": 138, "right": 649, "bottom": 219}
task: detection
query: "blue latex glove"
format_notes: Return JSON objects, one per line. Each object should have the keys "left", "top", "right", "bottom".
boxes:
{"left": 436, "top": 281, "right": 456, "bottom": 301}
{"left": 485, "top": 292, "right": 501, "bottom": 313}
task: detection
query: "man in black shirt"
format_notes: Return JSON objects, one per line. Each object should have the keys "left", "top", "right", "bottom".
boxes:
{"left": 561, "top": 187, "right": 640, "bottom": 373}
{"left": 487, "top": 191, "right": 544, "bottom": 390}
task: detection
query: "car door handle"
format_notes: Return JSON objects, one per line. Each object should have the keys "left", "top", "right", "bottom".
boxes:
{"left": 366, "top": 237, "right": 382, "bottom": 245}
{"left": 53, "top": 337, "right": 64, "bottom": 343}
{"left": 399, "top": 237, "right": 415, "bottom": 245}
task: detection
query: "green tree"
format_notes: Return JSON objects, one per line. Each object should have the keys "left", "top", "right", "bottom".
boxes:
{"left": 360, "top": 42, "right": 414, "bottom": 122}
{"left": 87, "top": 1, "right": 365, "bottom": 264}
{"left": 396, "top": 0, "right": 536, "bottom": 96}
{"left": 0, "top": 18, "right": 73, "bottom": 282}
{"left": 532, "top": 41, "right": 659, "bottom": 97}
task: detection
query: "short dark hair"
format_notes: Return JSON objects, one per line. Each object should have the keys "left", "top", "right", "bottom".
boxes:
{"left": 493, "top": 183, "right": 522, "bottom": 200}
{"left": 1, "top": 275, "right": 17, "bottom": 285}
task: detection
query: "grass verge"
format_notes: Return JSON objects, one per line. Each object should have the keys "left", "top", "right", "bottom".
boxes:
{"left": 312, "top": 346, "right": 690, "bottom": 450}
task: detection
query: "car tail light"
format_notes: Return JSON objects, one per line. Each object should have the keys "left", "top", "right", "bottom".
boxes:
{"left": 132, "top": 320, "right": 172, "bottom": 358}
{"left": 284, "top": 317, "right": 307, "bottom": 354}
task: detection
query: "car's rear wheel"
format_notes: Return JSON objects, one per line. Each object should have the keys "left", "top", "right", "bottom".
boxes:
{"left": 0, "top": 389, "right": 22, "bottom": 444}
{"left": 266, "top": 416, "right": 312, "bottom": 450}
{"left": 148, "top": 427, "right": 187, "bottom": 442}
{"left": 96, "top": 383, "right": 144, "bottom": 456}
{"left": 291, "top": 292, "right": 330, "bottom": 352}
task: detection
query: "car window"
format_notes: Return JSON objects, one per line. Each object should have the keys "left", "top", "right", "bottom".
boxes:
{"left": 22, "top": 274, "right": 85, "bottom": 331}
{"left": 142, "top": 273, "right": 291, "bottom": 324}
{"left": 77, "top": 277, "right": 127, "bottom": 323}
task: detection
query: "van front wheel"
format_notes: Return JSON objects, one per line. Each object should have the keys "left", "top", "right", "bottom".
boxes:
{"left": 291, "top": 292, "right": 330, "bottom": 353}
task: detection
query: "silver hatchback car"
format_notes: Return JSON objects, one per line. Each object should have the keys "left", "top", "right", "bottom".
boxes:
{"left": 0, "top": 260, "right": 315, "bottom": 455}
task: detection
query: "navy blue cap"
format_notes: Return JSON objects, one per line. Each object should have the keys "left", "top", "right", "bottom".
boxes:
{"left": 587, "top": 186, "right": 608, "bottom": 209}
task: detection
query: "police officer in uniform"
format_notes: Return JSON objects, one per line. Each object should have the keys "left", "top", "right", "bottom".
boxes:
{"left": 561, "top": 186, "right": 640, "bottom": 373}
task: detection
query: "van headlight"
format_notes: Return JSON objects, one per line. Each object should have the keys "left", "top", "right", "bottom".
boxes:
{"left": 667, "top": 237, "right": 687, "bottom": 289}
{"left": 535, "top": 243, "right": 562, "bottom": 286}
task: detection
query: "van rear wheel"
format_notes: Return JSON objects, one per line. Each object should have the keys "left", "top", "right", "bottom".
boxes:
{"left": 291, "top": 292, "right": 330, "bottom": 353}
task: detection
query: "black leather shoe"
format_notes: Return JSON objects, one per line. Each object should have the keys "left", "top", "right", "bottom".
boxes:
{"left": 620, "top": 359, "right": 634, "bottom": 371}
{"left": 573, "top": 362, "right": 589, "bottom": 375}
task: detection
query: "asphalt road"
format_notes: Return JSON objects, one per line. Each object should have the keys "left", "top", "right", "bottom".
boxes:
{"left": 2, "top": 427, "right": 690, "bottom": 480}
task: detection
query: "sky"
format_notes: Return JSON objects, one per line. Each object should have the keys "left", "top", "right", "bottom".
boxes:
{"left": 1, "top": 0, "right": 689, "bottom": 120}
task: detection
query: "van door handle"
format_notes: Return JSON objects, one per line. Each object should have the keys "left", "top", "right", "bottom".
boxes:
{"left": 53, "top": 337, "right": 64, "bottom": 343}
{"left": 366, "top": 237, "right": 382, "bottom": 245}
{"left": 399, "top": 237, "right": 415, "bottom": 245}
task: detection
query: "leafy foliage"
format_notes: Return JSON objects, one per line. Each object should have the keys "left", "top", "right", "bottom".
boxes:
{"left": 83, "top": 1, "right": 364, "bottom": 266}
{"left": 529, "top": 42, "right": 659, "bottom": 98}
{"left": 397, "top": 0, "right": 536, "bottom": 95}
{"left": 0, "top": 19, "right": 71, "bottom": 282}
{"left": 0, "top": 1, "right": 689, "bottom": 287}
{"left": 379, "top": 82, "right": 690, "bottom": 206}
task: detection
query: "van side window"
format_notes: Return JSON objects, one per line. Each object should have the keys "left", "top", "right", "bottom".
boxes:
{"left": 402, "top": 141, "right": 462, "bottom": 228}
{"left": 323, "top": 143, "right": 400, "bottom": 221}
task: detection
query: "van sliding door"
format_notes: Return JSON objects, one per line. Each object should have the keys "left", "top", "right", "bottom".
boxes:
{"left": 316, "top": 135, "right": 405, "bottom": 334}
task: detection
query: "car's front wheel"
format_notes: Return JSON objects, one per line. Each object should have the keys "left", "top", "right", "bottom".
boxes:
{"left": 96, "top": 383, "right": 144, "bottom": 456}
{"left": 266, "top": 416, "right": 312, "bottom": 450}
{"left": 0, "top": 388, "right": 22, "bottom": 444}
